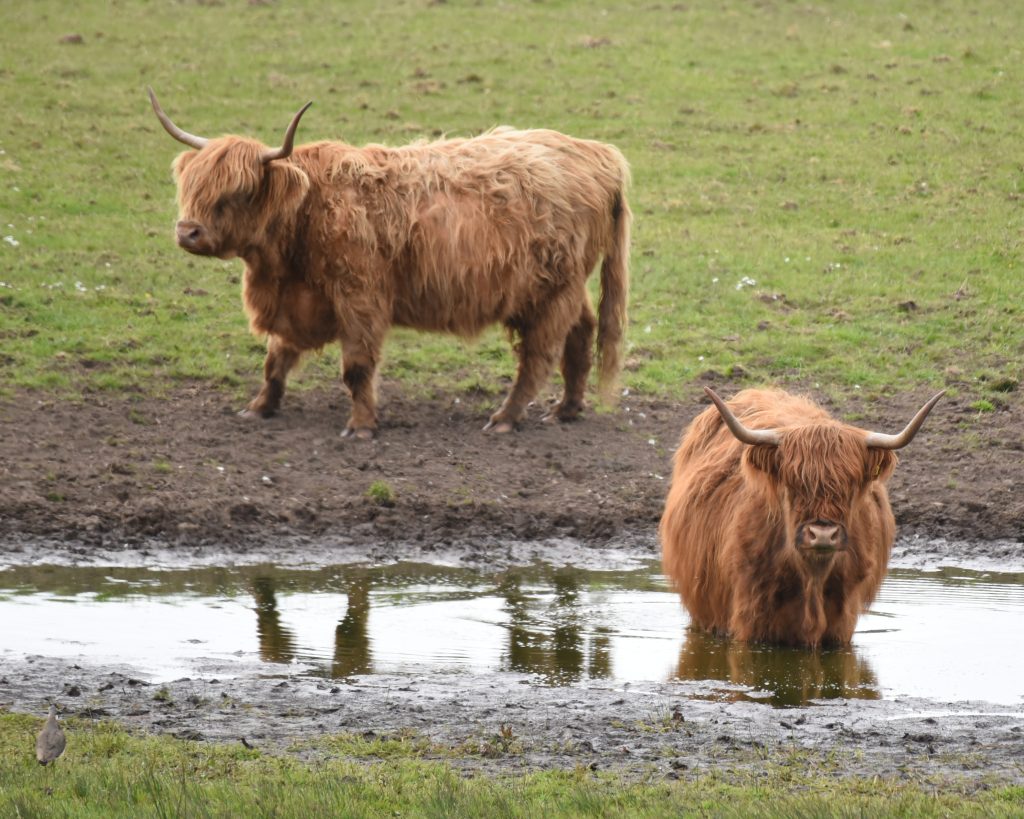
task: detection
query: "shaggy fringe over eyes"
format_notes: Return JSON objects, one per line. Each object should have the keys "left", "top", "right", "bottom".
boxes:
{"left": 175, "top": 138, "right": 311, "bottom": 233}
{"left": 778, "top": 426, "right": 866, "bottom": 519}
{"left": 175, "top": 139, "right": 266, "bottom": 219}
{"left": 745, "top": 425, "right": 897, "bottom": 523}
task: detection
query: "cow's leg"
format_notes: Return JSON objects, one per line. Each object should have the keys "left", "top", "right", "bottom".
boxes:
{"left": 340, "top": 340, "right": 381, "bottom": 440}
{"left": 486, "top": 296, "right": 573, "bottom": 433}
{"left": 242, "top": 336, "right": 301, "bottom": 418}
{"left": 544, "top": 299, "right": 596, "bottom": 423}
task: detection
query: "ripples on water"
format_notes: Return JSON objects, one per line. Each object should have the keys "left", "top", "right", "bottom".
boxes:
{"left": 1, "top": 561, "right": 1022, "bottom": 706}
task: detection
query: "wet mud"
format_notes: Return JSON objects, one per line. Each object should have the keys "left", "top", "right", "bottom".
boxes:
{"left": 1, "top": 384, "right": 1022, "bottom": 782}
{"left": 1, "top": 382, "right": 1022, "bottom": 552}
{"left": 2, "top": 543, "right": 1023, "bottom": 784}
{"left": 3, "top": 642, "right": 1023, "bottom": 783}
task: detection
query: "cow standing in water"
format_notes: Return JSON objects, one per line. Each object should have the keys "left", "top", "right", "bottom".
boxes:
{"left": 659, "top": 387, "right": 943, "bottom": 648}
{"left": 149, "top": 90, "right": 630, "bottom": 438}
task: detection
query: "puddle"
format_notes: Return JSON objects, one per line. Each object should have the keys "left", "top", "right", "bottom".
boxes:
{"left": 1, "top": 562, "right": 1022, "bottom": 707}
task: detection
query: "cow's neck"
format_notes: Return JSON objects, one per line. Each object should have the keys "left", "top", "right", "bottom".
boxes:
{"left": 241, "top": 246, "right": 302, "bottom": 286}
{"left": 240, "top": 214, "right": 312, "bottom": 282}
{"left": 242, "top": 247, "right": 284, "bottom": 282}
{"left": 800, "top": 571, "right": 829, "bottom": 645}
{"left": 776, "top": 503, "right": 834, "bottom": 646}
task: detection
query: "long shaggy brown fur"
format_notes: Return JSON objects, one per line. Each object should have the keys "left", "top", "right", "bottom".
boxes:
{"left": 167, "top": 120, "right": 631, "bottom": 436}
{"left": 659, "top": 389, "right": 899, "bottom": 648}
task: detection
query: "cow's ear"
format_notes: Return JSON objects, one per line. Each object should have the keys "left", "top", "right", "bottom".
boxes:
{"left": 172, "top": 150, "right": 196, "bottom": 181}
{"left": 865, "top": 449, "right": 897, "bottom": 484}
{"left": 263, "top": 162, "right": 310, "bottom": 213}
{"left": 744, "top": 443, "right": 780, "bottom": 478}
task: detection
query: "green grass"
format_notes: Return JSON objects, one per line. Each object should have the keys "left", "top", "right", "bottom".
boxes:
{"left": 2, "top": 713, "right": 1022, "bottom": 818}
{"left": 365, "top": 478, "right": 397, "bottom": 506}
{"left": 1, "top": 0, "right": 1021, "bottom": 407}
{"left": 0, "top": 1, "right": 1021, "bottom": 807}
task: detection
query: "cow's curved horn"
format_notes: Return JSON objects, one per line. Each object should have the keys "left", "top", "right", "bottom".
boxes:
{"left": 148, "top": 87, "right": 209, "bottom": 150}
{"left": 863, "top": 390, "right": 945, "bottom": 450}
{"left": 260, "top": 101, "right": 313, "bottom": 164}
{"left": 704, "top": 386, "right": 782, "bottom": 447}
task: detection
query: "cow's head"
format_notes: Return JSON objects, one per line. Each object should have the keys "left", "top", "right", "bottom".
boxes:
{"left": 149, "top": 88, "right": 312, "bottom": 259}
{"left": 705, "top": 387, "right": 943, "bottom": 570}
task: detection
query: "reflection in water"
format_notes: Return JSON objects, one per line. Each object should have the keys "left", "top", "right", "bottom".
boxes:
{"left": 4, "top": 561, "right": 1023, "bottom": 704}
{"left": 252, "top": 576, "right": 298, "bottom": 663}
{"left": 674, "top": 628, "right": 880, "bottom": 706}
{"left": 499, "top": 570, "right": 612, "bottom": 684}
{"left": 250, "top": 573, "right": 373, "bottom": 679}
{"left": 250, "top": 567, "right": 614, "bottom": 683}
{"left": 332, "top": 575, "right": 372, "bottom": 678}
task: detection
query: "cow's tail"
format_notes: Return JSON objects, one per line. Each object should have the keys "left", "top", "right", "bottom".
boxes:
{"left": 596, "top": 183, "right": 631, "bottom": 405}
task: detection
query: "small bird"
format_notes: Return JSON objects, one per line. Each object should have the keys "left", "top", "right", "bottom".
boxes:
{"left": 35, "top": 704, "right": 66, "bottom": 766}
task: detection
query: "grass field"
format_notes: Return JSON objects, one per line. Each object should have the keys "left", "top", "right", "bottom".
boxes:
{"left": 1, "top": 0, "right": 1021, "bottom": 406}
{"left": 2, "top": 713, "right": 1023, "bottom": 818}
{"left": 1, "top": 2, "right": 1022, "bottom": 813}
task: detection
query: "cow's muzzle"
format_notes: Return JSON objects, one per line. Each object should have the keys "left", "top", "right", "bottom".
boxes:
{"left": 175, "top": 220, "right": 212, "bottom": 254}
{"left": 797, "top": 520, "right": 847, "bottom": 554}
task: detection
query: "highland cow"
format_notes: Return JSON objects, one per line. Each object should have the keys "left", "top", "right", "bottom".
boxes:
{"left": 149, "top": 89, "right": 630, "bottom": 438}
{"left": 659, "top": 386, "right": 943, "bottom": 648}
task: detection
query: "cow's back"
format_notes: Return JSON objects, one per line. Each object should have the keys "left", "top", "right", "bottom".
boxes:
{"left": 296, "top": 131, "right": 629, "bottom": 336}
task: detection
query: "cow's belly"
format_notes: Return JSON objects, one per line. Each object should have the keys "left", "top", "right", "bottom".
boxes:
{"left": 246, "top": 279, "right": 339, "bottom": 350}
{"left": 391, "top": 274, "right": 512, "bottom": 336}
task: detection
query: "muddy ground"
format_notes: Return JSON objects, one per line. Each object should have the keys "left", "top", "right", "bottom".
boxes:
{"left": 1, "top": 382, "right": 1023, "bottom": 782}
{"left": 1, "top": 381, "right": 1021, "bottom": 550}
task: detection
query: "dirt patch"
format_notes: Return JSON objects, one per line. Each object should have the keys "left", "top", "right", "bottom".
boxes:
{"left": 1, "top": 381, "right": 1021, "bottom": 552}
{"left": 2, "top": 657, "right": 1023, "bottom": 783}
{"left": 1, "top": 382, "right": 1022, "bottom": 782}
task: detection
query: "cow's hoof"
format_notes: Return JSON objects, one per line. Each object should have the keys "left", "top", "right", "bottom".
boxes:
{"left": 342, "top": 426, "right": 376, "bottom": 440}
{"left": 542, "top": 408, "right": 582, "bottom": 424}
{"left": 239, "top": 407, "right": 273, "bottom": 420}
{"left": 483, "top": 419, "right": 515, "bottom": 434}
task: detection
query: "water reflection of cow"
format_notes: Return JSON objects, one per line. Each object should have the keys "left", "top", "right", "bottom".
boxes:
{"left": 674, "top": 628, "right": 880, "bottom": 707}
{"left": 250, "top": 575, "right": 371, "bottom": 678}
{"left": 248, "top": 569, "right": 609, "bottom": 683}
{"left": 498, "top": 571, "right": 612, "bottom": 684}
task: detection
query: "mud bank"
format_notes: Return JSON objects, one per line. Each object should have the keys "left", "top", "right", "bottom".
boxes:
{"left": 2, "top": 534, "right": 1023, "bottom": 784}
{"left": 3, "top": 532, "right": 1024, "bottom": 574}
{"left": 2, "top": 654, "right": 1022, "bottom": 783}
{"left": 1, "top": 384, "right": 1022, "bottom": 552}
{"left": 1, "top": 385, "right": 1022, "bottom": 781}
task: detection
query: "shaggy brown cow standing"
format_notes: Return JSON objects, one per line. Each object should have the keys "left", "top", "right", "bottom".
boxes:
{"left": 149, "top": 90, "right": 630, "bottom": 437}
{"left": 660, "top": 387, "right": 943, "bottom": 648}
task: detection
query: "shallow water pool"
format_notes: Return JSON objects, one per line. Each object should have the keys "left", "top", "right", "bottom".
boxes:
{"left": 1, "top": 561, "right": 1022, "bottom": 707}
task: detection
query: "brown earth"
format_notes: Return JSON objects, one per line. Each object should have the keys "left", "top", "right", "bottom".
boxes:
{"left": 0, "top": 380, "right": 1021, "bottom": 553}
{"left": 2, "top": 381, "right": 1023, "bottom": 783}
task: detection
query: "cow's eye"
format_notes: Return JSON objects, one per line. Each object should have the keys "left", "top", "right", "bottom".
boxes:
{"left": 214, "top": 193, "right": 250, "bottom": 216}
